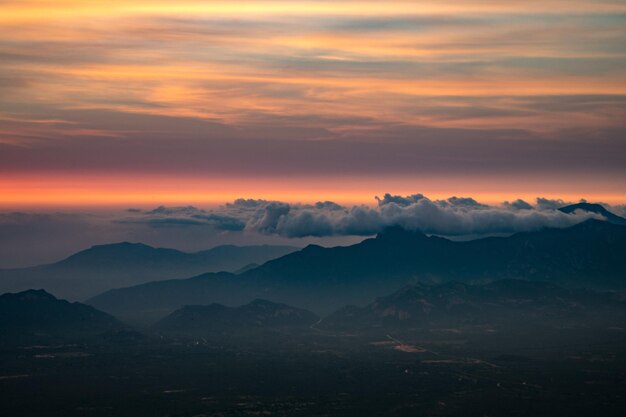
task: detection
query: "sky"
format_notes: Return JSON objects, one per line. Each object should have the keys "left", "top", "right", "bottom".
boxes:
{"left": 1, "top": 1, "right": 626, "bottom": 265}
{"left": 1, "top": 0, "right": 625, "bottom": 207}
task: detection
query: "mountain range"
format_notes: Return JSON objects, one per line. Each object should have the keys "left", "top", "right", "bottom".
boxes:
{"left": 0, "top": 243, "right": 298, "bottom": 301}
{"left": 319, "top": 279, "right": 626, "bottom": 331}
{"left": 89, "top": 217, "right": 626, "bottom": 324}
{"left": 4, "top": 279, "right": 624, "bottom": 346}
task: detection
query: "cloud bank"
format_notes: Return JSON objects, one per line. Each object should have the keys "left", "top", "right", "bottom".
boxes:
{"left": 229, "top": 194, "right": 604, "bottom": 238}
{"left": 0, "top": 194, "right": 618, "bottom": 268}
{"left": 121, "top": 194, "right": 605, "bottom": 238}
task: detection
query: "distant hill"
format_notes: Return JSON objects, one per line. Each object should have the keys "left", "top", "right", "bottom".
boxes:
{"left": 88, "top": 219, "right": 626, "bottom": 324}
{"left": 0, "top": 289, "right": 127, "bottom": 346}
{"left": 0, "top": 243, "right": 298, "bottom": 301}
{"left": 319, "top": 280, "right": 626, "bottom": 331}
{"left": 559, "top": 202, "right": 626, "bottom": 225}
{"left": 153, "top": 299, "right": 318, "bottom": 337}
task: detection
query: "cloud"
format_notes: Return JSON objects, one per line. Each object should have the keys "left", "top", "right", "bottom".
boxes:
{"left": 272, "top": 204, "right": 385, "bottom": 238}
{"left": 209, "top": 194, "right": 604, "bottom": 238}
{"left": 503, "top": 199, "right": 533, "bottom": 210}
{"left": 226, "top": 198, "right": 271, "bottom": 210}
{"left": 440, "top": 196, "right": 487, "bottom": 209}
{"left": 117, "top": 205, "right": 246, "bottom": 231}
{"left": 273, "top": 210, "right": 335, "bottom": 238}
{"left": 374, "top": 197, "right": 596, "bottom": 237}
{"left": 23, "top": 195, "right": 601, "bottom": 242}
{"left": 376, "top": 193, "right": 426, "bottom": 207}
{"left": 245, "top": 202, "right": 291, "bottom": 234}
{"left": 612, "top": 205, "right": 626, "bottom": 217}
{"left": 312, "top": 201, "right": 345, "bottom": 211}
{"left": 2, "top": 108, "right": 626, "bottom": 187}
{"left": 146, "top": 205, "right": 202, "bottom": 216}
{"left": 535, "top": 197, "right": 570, "bottom": 210}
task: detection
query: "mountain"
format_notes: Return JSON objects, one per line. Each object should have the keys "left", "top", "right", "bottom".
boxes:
{"left": 0, "top": 289, "right": 127, "bottom": 346}
{"left": 319, "top": 280, "right": 626, "bottom": 331}
{"left": 88, "top": 219, "right": 626, "bottom": 324}
{"left": 0, "top": 243, "right": 298, "bottom": 300}
{"left": 153, "top": 299, "right": 318, "bottom": 337}
{"left": 233, "top": 263, "right": 260, "bottom": 274}
{"left": 559, "top": 202, "right": 626, "bottom": 225}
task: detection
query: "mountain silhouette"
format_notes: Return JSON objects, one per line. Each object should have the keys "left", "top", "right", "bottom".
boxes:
{"left": 319, "top": 280, "right": 626, "bottom": 331}
{"left": 153, "top": 299, "right": 318, "bottom": 336}
{"left": 88, "top": 219, "right": 626, "bottom": 324}
{"left": 0, "top": 289, "right": 127, "bottom": 346}
{"left": 0, "top": 243, "right": 298, "bottom": 300}
{"left": 559, "top": 202, "right": 626, "bottom": 225}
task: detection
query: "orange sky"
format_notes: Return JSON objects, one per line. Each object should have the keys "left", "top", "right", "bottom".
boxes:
{"left": 1, "top": 174, "right": 625, "bottom": 209}
{"left": 1, "top": 1, "right": 625, "bottom": 206}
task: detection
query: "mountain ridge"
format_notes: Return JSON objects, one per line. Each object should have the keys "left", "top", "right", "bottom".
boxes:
{"left": 153, "top": 298, "right": 319, "bottom": 336}
{"left": 0, "top": 243, "right": 299, "bottom": 300}
{"left": 318, "top": 279, "right": 626, "bottom": 331}
{"left": 559, "top": 202, "right": 626, "bottom": 225}
{"left": 88, "top": 218, "right": 626, "bottom": 324}
{"left": 0, "top": 289, "right": 128, "bottom": 346}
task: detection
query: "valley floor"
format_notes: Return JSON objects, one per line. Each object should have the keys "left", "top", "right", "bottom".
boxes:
{"left": 1, "top": 327, "right": 625, "bottom": 417}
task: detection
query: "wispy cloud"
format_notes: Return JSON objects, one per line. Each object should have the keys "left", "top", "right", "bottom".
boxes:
{"left": 1, "top": 1, "right": 625, "bottom": 133}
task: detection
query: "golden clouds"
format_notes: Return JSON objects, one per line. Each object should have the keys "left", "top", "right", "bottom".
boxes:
{"left": 2, "top": 1, "right": 626, "bottom": 21}
{"left": 1, "top": 1, "right": 626, "bottom": 206}
{"left": 2, "top": 1, "right": 625, "bottom": 133}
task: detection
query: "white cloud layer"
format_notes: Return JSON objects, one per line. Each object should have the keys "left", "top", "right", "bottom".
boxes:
{"left": 230, "top": 194, "right": 604, "bottom": 238}
{"left": 0, "top": 194, "right": 619, "bottom": 268}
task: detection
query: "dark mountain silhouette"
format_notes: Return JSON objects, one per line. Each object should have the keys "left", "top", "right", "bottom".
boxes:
{"left": 559, "top": 202, "right": 626, "bottom": 225}
{"left": 88, "top": 219, "right": 626, "bottom": 324}
{"left": 0, "top": 289, "right": 127, "bottom": 346}
{"left": 153, "top": 299, "right": 318, "bottom": 336}
{"left": 319, "top": 280, "right": 626, "bottom": 331}
{"left": 0, "top": 243, "right": 298, "bottom": 301}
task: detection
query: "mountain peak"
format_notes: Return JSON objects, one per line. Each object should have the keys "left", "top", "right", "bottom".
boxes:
{"left": 68, "top": 242, "right": 158, "bottom": 258}
{"left": 56, "top": 241, "right": 185, "bottom": 269}
{"left": 89, "top": 241, "right": 154, "bottom": 251}
{"left": 302, "top": 244, "right": 324, "bottom": 251}
{"left": 559, "top": 203, "right": 626, "bottom": 225}
{"left": 0, "top": 289, "right": 124, "bottom": 341}
{"left": 1, "top": 289, "right": 57, "bottom": 302}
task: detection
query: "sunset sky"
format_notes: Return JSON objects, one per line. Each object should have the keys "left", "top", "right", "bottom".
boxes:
{"left": 1, "top": 0, "right": 626, "bottom": 207}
